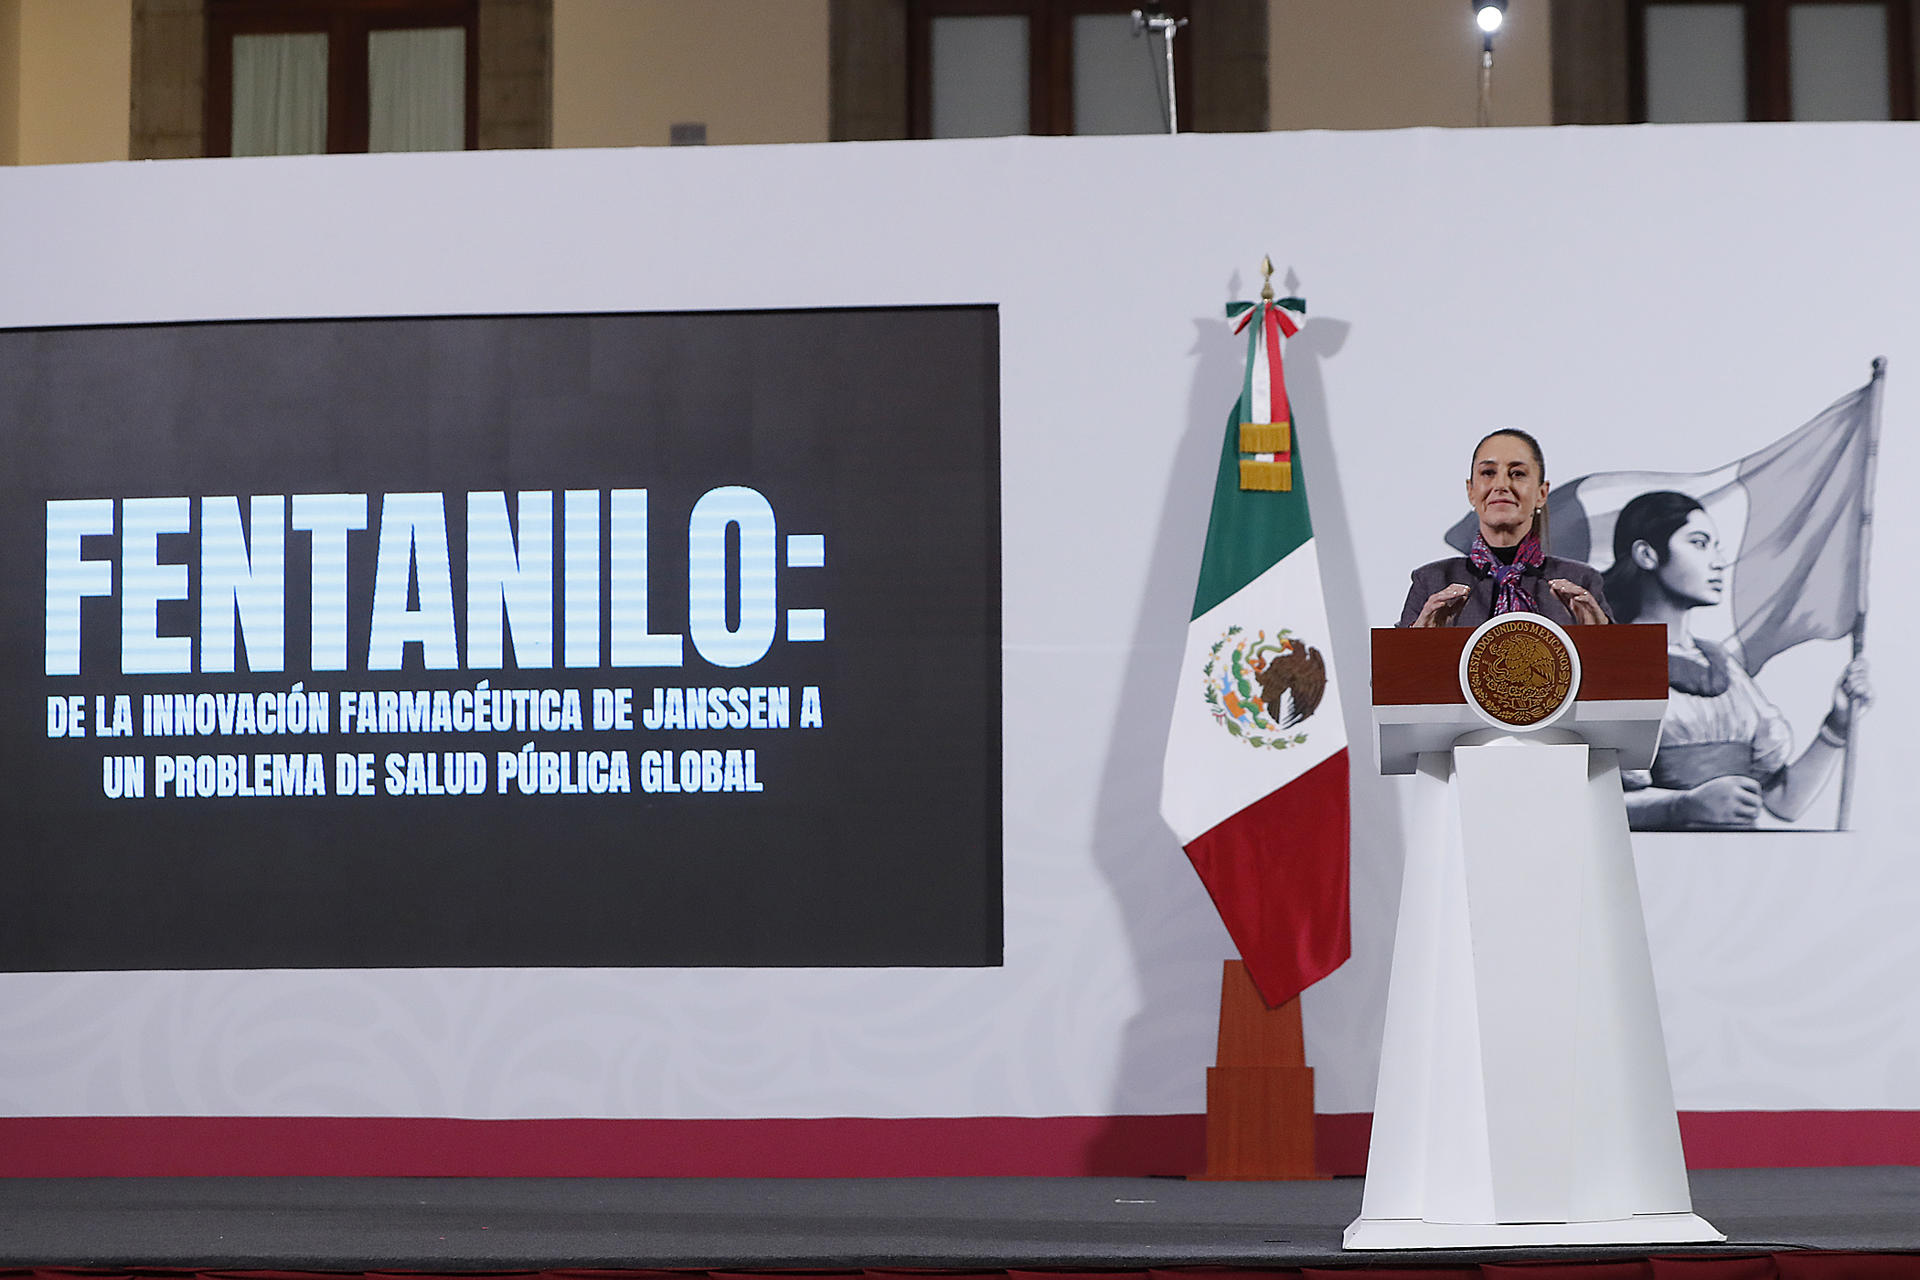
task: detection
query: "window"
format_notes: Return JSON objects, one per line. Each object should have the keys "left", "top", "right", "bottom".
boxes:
{"left": 1630, "top": 0, "right": 1916, "bottom": 121}
{"left": 908, "top": 0, "right": 1193, "bottom": 138}
{"left": 206, "top": 0, "right": 479, "bottom": 156}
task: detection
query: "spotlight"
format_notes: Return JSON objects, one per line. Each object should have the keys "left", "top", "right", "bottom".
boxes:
{"left": 1473, "top": 0, "right": 1506, "bottom": 125}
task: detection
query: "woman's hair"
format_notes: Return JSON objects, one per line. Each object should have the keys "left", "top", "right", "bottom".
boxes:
{"left": 1470, "top": 428, "right": 1550, "bottom": 549}
{"left": 1601, "top": 489, "right": 1704, "bottom": 622}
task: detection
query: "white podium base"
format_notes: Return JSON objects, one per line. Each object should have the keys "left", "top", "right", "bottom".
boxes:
{"left": 1344, "top": 1212, "right": 1726, "bottom": 1251}
{"left": 1349, "top": 735, "right": 1718, "bottom": 1249}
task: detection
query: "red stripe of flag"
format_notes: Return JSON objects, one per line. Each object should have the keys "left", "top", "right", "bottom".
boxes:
{"left": 1181, "top": 748, "right": 1350, "bottom": 1006}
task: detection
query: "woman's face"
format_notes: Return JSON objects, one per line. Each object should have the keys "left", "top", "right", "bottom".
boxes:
{"left": 1653, "top": 509, "right": 1729, "bottom": 607}
{"left": 1466, "top": 434, "right": 1547, "bottom": 545}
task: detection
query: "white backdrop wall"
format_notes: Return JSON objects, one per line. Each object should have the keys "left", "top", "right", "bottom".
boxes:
{"left": 0, "top": 122, "right": 1916, "bottom": 1125}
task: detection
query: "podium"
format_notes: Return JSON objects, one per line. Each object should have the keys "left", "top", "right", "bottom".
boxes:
{"left": 1345, "top": 617, "right": 1723, "bottom": 1250}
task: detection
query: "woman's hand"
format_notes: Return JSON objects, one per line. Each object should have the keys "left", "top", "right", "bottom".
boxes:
{"left": 1412, "top": 583, "right": 1470, "bottom": 628}
{"left": 1827, "top": 657, "right": 1872, "bottom": 734}
{"left": 1549, "top": 578, "right": 1608, "bottom": 625}
{"left": 1678, "top": 775, "right": 1763, "bottom": 827}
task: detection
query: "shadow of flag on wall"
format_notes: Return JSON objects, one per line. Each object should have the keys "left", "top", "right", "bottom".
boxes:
{"left": 1444, "top": 361, "right": 1884, "bottom": 677}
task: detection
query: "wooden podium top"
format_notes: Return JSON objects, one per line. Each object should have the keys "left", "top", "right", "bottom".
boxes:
{"left": 1370, "top": 623, "right": 1669, "bottom": 773}
{"left": 1372, "top": 624, "right": 1668, "bottom": 706}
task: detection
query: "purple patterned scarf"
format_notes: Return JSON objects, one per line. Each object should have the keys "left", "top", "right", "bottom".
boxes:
{"left": 1469, "top": 531, "right": 1544, "bottom": 616}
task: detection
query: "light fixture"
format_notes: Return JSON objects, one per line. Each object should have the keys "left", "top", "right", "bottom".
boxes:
{"left": 1131, "top": 3, "right": 1189, "bottom": 135}
{"left": 1472, "top": 0, "right": 1507, "bottom": 125}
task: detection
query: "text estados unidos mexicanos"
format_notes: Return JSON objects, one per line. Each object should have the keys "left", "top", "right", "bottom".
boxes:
{"left": 44, "top": 487, "right": 827, "bottom": 676}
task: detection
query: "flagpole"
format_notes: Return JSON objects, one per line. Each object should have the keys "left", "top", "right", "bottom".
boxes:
{"left": 1835, "top": 356, "right": 1885, "bottom": 831}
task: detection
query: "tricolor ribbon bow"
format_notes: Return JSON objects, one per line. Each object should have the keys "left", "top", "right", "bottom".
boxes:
{"left": 1229, "top": 295, "right": 1306, "bottom": 491}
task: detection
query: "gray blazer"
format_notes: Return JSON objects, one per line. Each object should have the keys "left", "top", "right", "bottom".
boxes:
{"left": 1396, "top": 555, "right": 1614, "bottom": 628}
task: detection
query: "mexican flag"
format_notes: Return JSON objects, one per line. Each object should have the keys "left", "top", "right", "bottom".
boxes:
{"left": 1160, "top": 293, "right": 1350, "bottom": 1009}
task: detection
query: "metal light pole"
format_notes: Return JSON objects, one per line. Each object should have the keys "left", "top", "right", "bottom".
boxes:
{"left": 1131, "top": 5, "right": 1188, "bottom": 134}
{"left": 1474, "top": 0, "right": 1507, "bottom": 127}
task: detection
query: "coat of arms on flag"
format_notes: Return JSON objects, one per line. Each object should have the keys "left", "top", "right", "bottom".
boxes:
{"left": 1160, "top": 265, "right": 1349, "bottom": 1009}
{"left": 1443, "top": 361, "right": 1884, "bottom": 832}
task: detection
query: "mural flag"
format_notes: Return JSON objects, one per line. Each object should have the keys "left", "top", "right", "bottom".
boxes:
{"left": 1160, "top": 291, "right": 1350, "bottom": 1008}
{"left": 1444, "top": 362, "right": 1884, "bottom": 676}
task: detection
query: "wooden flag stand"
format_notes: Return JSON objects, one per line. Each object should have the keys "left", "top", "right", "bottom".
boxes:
{"left": 1195, "top": 959, "right": 1323, "bottom": 1179}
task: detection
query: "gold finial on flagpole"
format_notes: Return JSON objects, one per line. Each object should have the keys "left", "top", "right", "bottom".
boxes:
{"left": 1260, "top": 255, "right": 1275, "bottom": 303}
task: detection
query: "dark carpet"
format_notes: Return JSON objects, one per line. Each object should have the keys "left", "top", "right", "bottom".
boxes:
{"left": 0, "top": 1168, "right": 1915, "bottom": 1270}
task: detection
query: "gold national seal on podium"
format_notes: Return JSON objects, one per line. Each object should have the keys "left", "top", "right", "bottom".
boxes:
{"left": 1458, "top": 613, "right": 1582, "bottom": 731}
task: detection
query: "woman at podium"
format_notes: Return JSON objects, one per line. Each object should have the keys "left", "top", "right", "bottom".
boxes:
{"left": 1601, "top": 489, "right": 1871, "bottom": 830}
{"left": 1398, "top": 429, "right": 1613, "bottom": 628}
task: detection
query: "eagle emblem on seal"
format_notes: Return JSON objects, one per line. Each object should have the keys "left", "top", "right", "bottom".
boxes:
{"left": 1204, "top": 626, "right": 1327, "bottom": 750}
{"left": 1463, "top": 617, "right": 1577, "bottom": 728}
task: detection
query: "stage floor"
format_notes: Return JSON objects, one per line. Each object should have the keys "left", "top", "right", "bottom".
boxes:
{"left": 1, "top": 1168, "right": 1917, "bottom": 1270}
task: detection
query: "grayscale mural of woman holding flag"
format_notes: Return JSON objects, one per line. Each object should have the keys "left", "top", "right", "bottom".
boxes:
{"left": 1601, "top": 490, "right": 1871, "bottom": 830}
{"left": 1443, "top": 359, "right": 1884, "bottom": 831}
